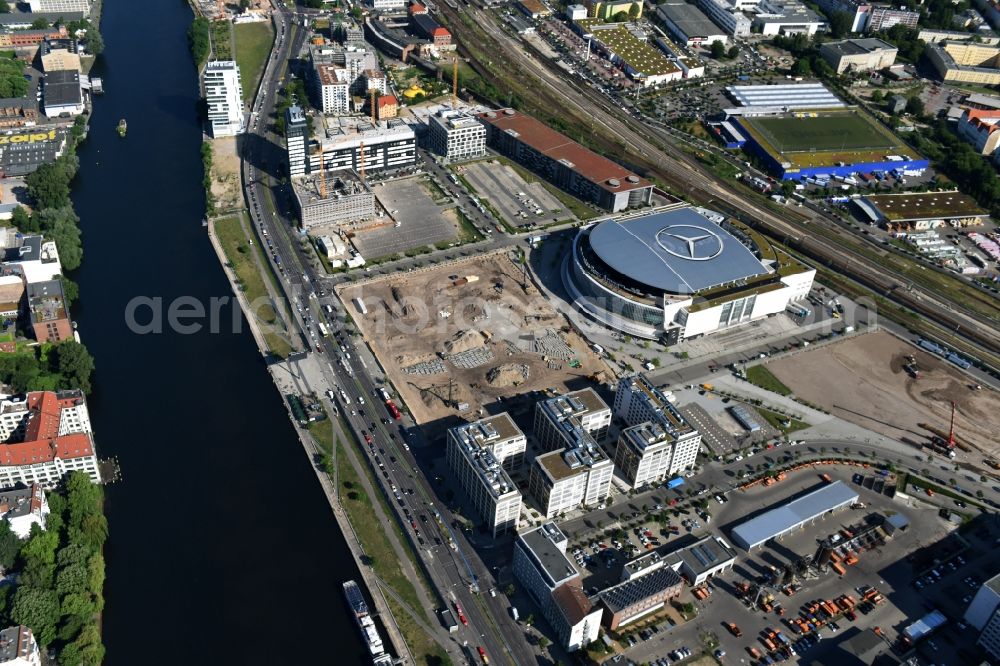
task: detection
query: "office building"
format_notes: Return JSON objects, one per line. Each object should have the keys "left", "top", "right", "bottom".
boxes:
{"left": 285, "top": 105, "right": 309, "bottom": 177}
{"left": 927, "top": 41, "right": 1000, "bottom": 85}
{"left": 446, "top": 415, "right": 524, "bottom": 536}
{"left": 529, "top": 433, "right": 613, "bottom": 518}
{"left": 819, "top": 38, "right": 898, "bottom": 73}
{"left": 293, "top": 170, "right": 376, "bottom": 230}
{"left": 203, "top": 61, "right": 244, "bottom": 137}
{"left": 427, "top": 109, "right": 487, "bottom": 161}
{"left": 695, "top": 0, "right": 753, "bottom": 36}
{"left": 27, "top": 280, "right": 71, "bottom": 343}
{"left": 0, "top": 390, "right": 100, "bottom": 488}
{"left": 513, "top": 523, "right": 603, "bottom": 651}
{"left": 600, "top": 565, "right": 683, "bottom": 629}
{"left": 533, "top": 388, "right": 611, "bottom": 451}
{"left": 39, "top": 38, "right": 80, "bottom": 73}
{"left": 42, "top": 70, "right": 83, "bottom": 118}
{"left": 27, "top": 0, "right": 90, "bottom": 15}
{"left": 478, "top": 108, "right": 652, "bottom": 212}
{"left": 753, "top": 0, "right": 827, "bottom": 35}
{"left": 966, "top": 573, "right": 1000, "bottom": 661}
{"left": 315, "top": 64, "right": 351, "bottom": 115}
{"left": 0, "top": 626, "right": 40, "bottom": 666}
{"left": 312, "top": 118, "right": 417, "bottom": 174}
{"left": 0, "top": 484, "right": 47, "bottom": 538}
{"left": 867, "top": 6, "right": 919, "bottom": 31}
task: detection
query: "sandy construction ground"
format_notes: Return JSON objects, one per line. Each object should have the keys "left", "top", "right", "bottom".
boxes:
{"left": 209, "top": 136, "right": 244, "bottom": 213}
{"left": 337, "top": 252, "right": 607, "bottom": 437}
{"left": 768, "top": 331, "right": 1000, "bottom": 458}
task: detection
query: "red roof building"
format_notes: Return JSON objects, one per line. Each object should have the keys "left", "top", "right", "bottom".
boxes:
{"left": 957, "top": 108, "right": 1000, "bottom": 156}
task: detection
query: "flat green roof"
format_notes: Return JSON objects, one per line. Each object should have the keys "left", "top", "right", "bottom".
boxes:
{"left": 576, "top": 19, "right": 681, "bottom": 77}
{"left": 865, "top": 191, "right": 988, "bottom": 221}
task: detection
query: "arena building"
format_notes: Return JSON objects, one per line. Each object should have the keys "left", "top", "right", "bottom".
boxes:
{"left": 563, "top": 205, "right": 815, "bottom": 342}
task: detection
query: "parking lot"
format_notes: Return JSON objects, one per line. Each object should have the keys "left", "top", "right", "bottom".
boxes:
{"left": 458, "top": 160, "right": 575, "bottom": 228}
{"left": 680, "top": 403, "right": 737, "bottom": 455}
{"left": 355, "top": 177, "right": 459, "bottom": 259}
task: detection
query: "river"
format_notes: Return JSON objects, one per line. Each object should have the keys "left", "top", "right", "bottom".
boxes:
{"left": 70, "top": 1, "right": 368, "bottom": 662}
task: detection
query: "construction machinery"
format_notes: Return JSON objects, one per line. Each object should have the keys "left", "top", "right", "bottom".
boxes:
{"left": 919, "top": 401, "right": 972, "bottom": 453}
{"left": 903, "top": 353, "right": 921, "bottom": 379}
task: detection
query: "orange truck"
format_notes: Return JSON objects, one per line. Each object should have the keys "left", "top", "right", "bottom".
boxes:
{"left": 763, "top": 637, "right": 777, "bottom": 651}
{"left": 727, "top": 623, "right": 743, "bottom": 638}
{"left": 863, "top": 588, "right": 879, "bottom": 602}
{"left": 820, "top": 473, "right": 832, "bottom": 482}
{"left": 830, "top": 551, "right": 842, "bottom": 563}
{"left": 832, "top": 562, "right": 847, "bottom": 575}
{"left": 845, "top": 552, "right": 859, "bottom": 566}
{"left": 748, "top": 647, "right": 762, "bottom": 659}
{"left": 825, "top": 601, "right": 840, "bottom": 615}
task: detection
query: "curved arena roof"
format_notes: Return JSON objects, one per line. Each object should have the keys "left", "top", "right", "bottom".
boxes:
{"left": 587, "top": 208, "right": 768, "bottom": 294}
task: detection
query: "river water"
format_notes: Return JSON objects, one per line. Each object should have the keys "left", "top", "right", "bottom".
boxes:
{"left": 70, "top": 1, "right": 368, "bottom": 661}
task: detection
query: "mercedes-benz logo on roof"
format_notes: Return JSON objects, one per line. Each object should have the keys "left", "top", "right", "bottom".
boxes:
{"left": 655, "top": 225, "right": 724, "bottom": 262}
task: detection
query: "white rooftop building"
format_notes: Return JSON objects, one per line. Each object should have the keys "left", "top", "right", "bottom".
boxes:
{"left": 203, "top": 61, "right": 245, "bottom": 138}
{"left": 427, "top": 108, "right": 487, "bottom": 162}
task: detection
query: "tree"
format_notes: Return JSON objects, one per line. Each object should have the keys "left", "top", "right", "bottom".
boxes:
{"left": 505, "top": 584, "right": 515, "bottom": 596}
{"left": 56, "top": 623, "right": 104, "bottom": 666}
{"left": 727, "top": 45, "right": 739, "bottom": 59}
{"left": 611, "top": 10, "right": 629, "bottom": 21}
{"left": 240, "top": 0, "right": 251, "bottom": 7}
{"left": 791, "top": 58, "right": 812, "bottom": 77}
{"left": 538, "top": 636, "right": 550, "bottom": 650}
{"left": 54, "top": 342, "right": 95, "bottom": 395}
{"left": 905, "top": 95, "right": 924, "bottom": 116}
{"left": 710, "top": 40, "right": 726, "bottom": 59}
{"left": 31, "top": 18, "right": 49, "bottom": 29}
{"left": 11, "top": 586, "right": 60, "bottom": 645}
{"left": 10, "top": 205, "right": 29, "bottom": 230}
{"left": 83, "top": 29, "right": 104, "bottom": 56}
{"left": 0, "top": 521, "right": 20, "bottom": 571}
{"left": 26, "top": 163, "right": 71, "bottom": 209}
{"left": 55, "top": 562, "right": 89, "bottom": 597}
{"left": 828, "top": 11, "right": 853, "bottom": 38}
{"left": 870, "top": 89, "right": 884, "bottom": 103}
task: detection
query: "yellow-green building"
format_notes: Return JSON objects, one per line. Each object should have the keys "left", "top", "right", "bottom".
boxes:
{"left": 588, "top": 0, "right": 643, "bottom": 20}
{"left": 927, "top": 42, "right": 1000, "bottom": 85}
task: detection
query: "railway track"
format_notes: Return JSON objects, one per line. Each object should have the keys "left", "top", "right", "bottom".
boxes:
{"left": 438, "top": 2, "right": 1000, "bottom": 370}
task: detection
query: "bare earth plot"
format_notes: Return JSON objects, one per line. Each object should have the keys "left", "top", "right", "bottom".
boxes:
{"left": 337, "top": 252, "right": 605, "bottom": 436}
{"left": 209, "top": 136, "right": 244, "bottom": 213}
{"left": 767, "top": 331, "right": 1000, "bottom": 457}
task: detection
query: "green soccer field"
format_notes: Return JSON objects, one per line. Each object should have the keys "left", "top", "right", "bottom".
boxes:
{"left": 745, "top": 113, "right": 898, "bottom": 153}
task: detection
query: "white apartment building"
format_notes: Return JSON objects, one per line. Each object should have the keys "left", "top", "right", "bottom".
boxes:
{"left": 368, "top": 0, "right": 407, "bottom": 10}
{"left": 0, "top": 625, "right": 41, "bottom": 666}
{"left": 0, "top": 484, "right": 48, "bottom": 539}
{"left": 285, "top": 105, "right": 309, "bottom": 177}
{"left": 966, "top": 573, "right": 1000, "bottom": 661}
{"left": 28, "top": 0, "right": 90, "bottom": 15}
{"left": 363, "top": 69, "right": 388, "bottom": 95}
{"left": 513, "top": 523, "right": 603, "bottom": 651}
{"left": 695, "top": 0, "right": 753, "bottom": 36}
{"left": 316, "top": 64, "right": 351, "bottom": 115}
{"left": 0, "top": 391, "right": 100, "bottom": 488}
{"left": 446, "top": 414, "right": 524, "bottom": 536}
{"left": 533, "top": 388, "right": 611, "bottom": 451}
{"left": 427, "top": 109, "right": 487, "bottom": 162}
{"left": 203, "top": 61, "right": 244, "bottom": 138}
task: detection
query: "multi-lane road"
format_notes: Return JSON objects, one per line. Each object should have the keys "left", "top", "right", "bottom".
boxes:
{"left": 237, "top": 6, "right": 536, "bottom": 664}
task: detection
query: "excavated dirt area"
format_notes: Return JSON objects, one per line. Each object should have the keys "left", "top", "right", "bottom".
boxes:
{"left": 337, "top": 252, "right": 606, "bottom": 437}
{"left": 768, "top": 331, "right": 1000, "bottom": 458}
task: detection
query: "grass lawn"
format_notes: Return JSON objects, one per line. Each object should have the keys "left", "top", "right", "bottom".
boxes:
{"left": 334, "top": 433, "right": 430, "bottom": 621}
{"left": 747, "top": 112, "right": 896, "bottom": 153}
{"left": 215, "top": 215, "right": 292, "bottom": 358}
{"left": 210, "top": 20, "right": 233, "bottom": 61}
{"left": 746, "top": 365, "right": 793, "bottom": 396}
{"left": 387, "top": 597, "right": 452, "bottom": 666}
{"left": 758, "top": 408, "right": 809, "bottom": 435}
{"left": 234, "top": 22, "right": 274, "bottom": 100}
{"left": 455, "top": 208, "right": 483, "bottom": 243}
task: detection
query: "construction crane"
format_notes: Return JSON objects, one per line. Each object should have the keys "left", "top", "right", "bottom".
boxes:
{"left": 918, "top": 401, "right": 972, "bottom": 453}
{"left": 358, "top": 141, "right": 365, "bottom": 184}
{"left": 370, "top": 88, "right": 377, "bottom": 123}
{"left": 318, "top": 151, "right": 326, "bottom": 199}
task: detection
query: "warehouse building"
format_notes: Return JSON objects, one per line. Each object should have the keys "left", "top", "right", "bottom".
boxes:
{"left": 655, "top": 2, "right": 728, "bottom": 46}
{"left": 820, "top": 38, "right": 898, "bottom": 74}
{"left": 565, "top": 206, "right": 816, "bottom": 341}
{"left": 731, "top": 481, "right": 859, "bottom": 550}
{"left": 860, "top": 191, "right": 990, "bottom": 230}
{"left": 574, "top": 19, "right": 683, "bottom": 85}
{"left": 0, "top": 127, "right": 68, "bottom": 176}
{"left": 292, "top": 170, "right": 375, "bottom": 230}
{"left": 446, "top": 414, "right": 524, "bottom": 536}
{"left": 42, "top": 70, "right": 84, "bottom": 118}
{"left": 478, "top": 108, "right": 652, "bottom": 212}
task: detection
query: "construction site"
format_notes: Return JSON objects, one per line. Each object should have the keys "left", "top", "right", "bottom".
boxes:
{"left": 336, "top": 251, "right": 607, "bottom": 434}
{"left": 766, "top": 331, "right": 1000, "bottom": 461}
